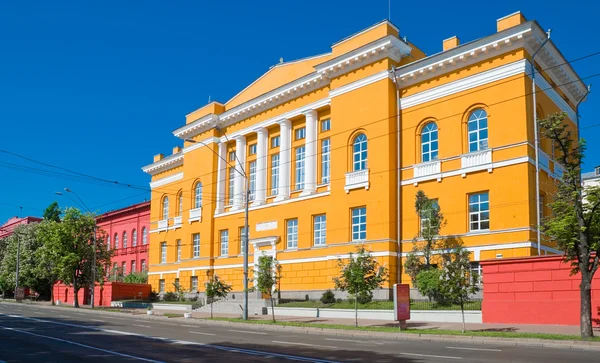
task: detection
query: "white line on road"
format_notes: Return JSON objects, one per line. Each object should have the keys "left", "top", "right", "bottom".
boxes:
{"left": 59, "top": 315, "right": 70, "bottom": 318}
{"left": 325, "top": 338, "right": 365, "bottom": 343}
{"left": 133, "top": 324, "right": 151, "bottom": 328}
{"left": 189, "top": 331, "right": 216, "bottom": 336}
{"left": 400, "top": 352, "right": 462, "bottom": 360}
{"left": 181, "top": 325, "right": 196, "bottom": 328}
{"left": 90, "top": 319, "right": 105, "bottom": 323}
{"left": 0, "top": 325, "right": 165, "bottom": 363}
{"left": 228, "top": 329, "right": 267, "bottom": 335}
{"left": 272, "top": 340, "right": 338, "bottom": 349}
{"left": 447, "top": 346, "right": 502, "bottom": 352}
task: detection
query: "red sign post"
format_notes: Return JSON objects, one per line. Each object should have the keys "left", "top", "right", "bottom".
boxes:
{"left": 393, "top": 284, "right": 410, "bottom": 330}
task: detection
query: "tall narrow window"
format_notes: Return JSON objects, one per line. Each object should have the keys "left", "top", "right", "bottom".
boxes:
{"left": 228, "top": 168, "right": 235, "bottom": 205}
{"left": 229, "top": 151, "right": 236, "bottom": 161}
{"left": 142, "top": 227, "right": 147, "bottom": 245}
{"left": 239, "top": 226, "right": 247, "bottom": 255}
{"left": 191, "top": 276, "right": 198, "bottom": 292}
{"left": 107, "top": 235, "right": 110, "bottom": 249}
{"left": 193, "top": 233, "right": 200, "bottom": 258}
{"left": 321, "top": 139, "right": 330, "bottom": 183}
{"left": 162, "top": 196, "right": 169, "bottom": 220}
{"left": 220, "top": 230, "right": 229, "bottom": 256}
{"left": 160, "top": 242, "right": 167, "bottom": 263}
{"left": 271, "top": 136, "right": 280, "bottom": 148}
{"left": 114, "top": 233, "right": 119, "bottom": 249}
{"left": 421, "top": 122, "right": 439, "bottom": 162}
{"left": 122, "top": 262, "right": 126, "bottom": 275}
{"left": 314, "top": 215, "right": 327, "bottom": 246}
{"left": 468, "top": 109, "right": 488, "bottom": 152}
{"left": 321, "top": 119, "right": 331, "bottom": 132}
{"left": 249, "top": 161, "right": 257, "bottom": 201}
{"left": 141, "top": 259, "right": 146, "bottom": 271}
{"left": 295, "top": 127, "right": 306, "bottom": 140}
{"left": 159, "top": 279, "right": 165, "bottom": 293}
{"left": 353, "top": 134, "right": 368, "bottom": 171}
{"left": 295, "top": 146, "right": 306, "bottom": 190}
{"left": 132, "top": 229, "right": 137, "bottom": 247}
{"left": 249, "top": 144, "right": 257, "bottom": 155}
{"left": 178, "top": 192, "right": 183, "bottom": 216}
{"left": 469, "top": 192, "right": 490, "bottom": 231}
{"left": 351, "top": 207, "right": 367, "bottom": 241}
{"left": 420, "top": 200, "right": 440, "bottom": 236}
{"left": 286, "top": 219, "right": 298, "bottom": 249}
{"left": 177, "top": 240, "right": 182, "bottom": 261}
{"left": 271, "top": 154, "right": 279, "bottom": 196}
{"left": 131, "top": 260, "right": 136, "bottom": 273}
{"left": 123, "top": 231, "right": 128, "bottom": 249}
{"left": 194, "top": 182, "right": 203, "bottom": 209}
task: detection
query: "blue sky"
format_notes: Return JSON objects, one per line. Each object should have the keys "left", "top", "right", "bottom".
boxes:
{"left": 0, "top": 0, "right": 598, "bottom": 223}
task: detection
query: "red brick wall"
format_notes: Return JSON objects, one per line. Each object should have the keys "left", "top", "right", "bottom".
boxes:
{"left": 482, "top": 256, "right": 600, "bottom": 326}
{"left": 53, "top": 282, "right": 151, "bottom": 306}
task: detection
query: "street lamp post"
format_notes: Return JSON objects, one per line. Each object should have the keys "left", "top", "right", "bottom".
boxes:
{"left": 55, "top": 189, "right": 97, "bottom": 308}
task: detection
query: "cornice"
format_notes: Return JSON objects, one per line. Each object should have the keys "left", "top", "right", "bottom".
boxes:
{"left": 182, "top": 136, "right": 220, "bottom": 154}
{"left": 141, "top": 153, "right": 183, "bottom": 176}
{"left": 173, "top": 114, "right": 218, "bottom": 139}
{"left": 149, "top": 172, "right": 184, "bottom": 189}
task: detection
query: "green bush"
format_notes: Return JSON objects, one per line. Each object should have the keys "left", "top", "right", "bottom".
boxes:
{"left": 123, "top": 271, "right": 148, "bottom": 284}
{"left": 162, "top": 292, "right": 178, "bottom": 301}
{"left": 415, "top": 268, "right": 444, "bottom": 302}
{"left": 320, "top": 289, "right": 336, "bottom": 304}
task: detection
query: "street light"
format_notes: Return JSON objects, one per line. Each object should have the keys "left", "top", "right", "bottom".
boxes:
{"left": 55, "top": 188, "right": 98, "bottom": 308}
{"left": 185, "top": 133, "right": 251, "bottom": 321}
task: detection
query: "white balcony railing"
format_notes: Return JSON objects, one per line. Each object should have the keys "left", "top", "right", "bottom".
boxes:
{"left": 538, "top": 150, "right": 551, "bottom": 174}
{"left": 344, "top": 169, "right": 369, "bottom": 193}
{"left": 414, "top": 160, "right": 441, "bottom": 178}
{"left": 189, "top": 207, "right": 202, "bottom": 222}
{"left": 461, "top": 149, "right": 492, "bottom": 169}
{"left": 173, "top": 215, "right": 182, "bottom": 227}
{"left": 157, "top": 219, "right": 168, "bottom": 230}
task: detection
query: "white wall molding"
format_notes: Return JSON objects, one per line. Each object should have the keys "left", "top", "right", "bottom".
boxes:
{"left": 215, "top": 190, "right": 331, "bottom": 218}
{"left": 182, "top": 136, "right": 221, "bottom": 154}
{"left": 400, "top": 241, "right": 562, "bottom": 259}
{"left": 329, "top": 70, "right": 392, "bottom": 98}
{"left": 149, "top": 172, "right": 184, "bottom": 189}
{"left": 142, "top": 153, "right": 183, "bottom": 176}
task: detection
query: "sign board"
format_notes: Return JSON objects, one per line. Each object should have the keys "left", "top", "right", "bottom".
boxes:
{"left": 15, "top": 287, "right": 25, "bottom": 300}
{"left": 393, "top": 283, "right": 410, "bottom": 321}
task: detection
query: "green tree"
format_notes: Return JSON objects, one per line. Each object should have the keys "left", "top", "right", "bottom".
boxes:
{"left": 437, "top": 244, "right": 479, "bottom": 333}
{"left": 255, "top": 254, "right": 282, "bottom": 322}
{"left": 43, "top": 201, "right": 62, "bottom": 222}
{"left": 333, "top": 247, "right": 388, "bottom": 327}
{"left": 414, "top": 268, "right": 444, "bottom": 303}
{"left": 538, "top": 112, "right": 600, "bottom": 338}
{"left": 35, "top": 220, "right": 63, "bottom": 305}
{"left": 123, "top": 271, "right": 148, "bottom": 284}
{"left": 205, "top": 274, "right": 232, "bottom": 318}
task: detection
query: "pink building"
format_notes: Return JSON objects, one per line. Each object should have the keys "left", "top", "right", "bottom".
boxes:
{"left": 97, "top": 201, "right": 150, "bottom": 276}
{"left": 0, "top": 216, "right": 42, "bottom": 239}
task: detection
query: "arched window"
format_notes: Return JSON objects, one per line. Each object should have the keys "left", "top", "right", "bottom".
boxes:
{"left": 132, "top": 229, "right": 137, "bottom": 247}
{"left": 123, "top": 231, "right": 128, "bottom": 249}
{"left": 352, "top": 133, "right": 368, "bottom": 171}
{"left": 162, "top": 196, "right": 169, "bottom": 220}
{"left": 114, "top": 233, "right": 119, "bottom": 249}
{"left": 421, "top": 122, "right": 439, "bottom": 162}
{"left": 142, "top": 227, "right": 147, "bottom": 245}
{"left": 106, "top": 235, "right": 110, "bottom": 249}
{"left": 467, "top": 109, "right": 488, "bottom": 152}
{"left": 194, "top": 182, "right": 203, "bottom": 209}
{"left": 177, "top": 192, "right": 183, "bottom": 216}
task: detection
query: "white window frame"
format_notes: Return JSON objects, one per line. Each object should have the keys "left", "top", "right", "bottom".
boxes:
{"left": 321, "top": 139, "right": 330, "bottom": 183}
{"left": 286, "top": 219, "right": 298, "bottom": 249}
{"left": 178, "top": 193, "right": 183, "bottom": 216}
{"left": 249, "top": 161, "right": 257, "bottom": 201}
{"left": 107, "top": 235, "right": 110, "bottom": 249}
{"left": 220, "top": 230, "right": 229, "bottom": 256}
{"left": 194, "top": 182, "right": 202, "bottom": 209}
{"left": 468, "top": 109, "right": 489, "bottom": 152}
{"left": 352, "top": 134, "right": 368, "bottom": 171}
{"left": 295, "top": 127, "right": 306, "bottom": 140}
{"left": 193, "top": 233, "right": 200, "bottom": 258}
{"left": 321, "top": 119, "right": 331, "bottom": 132}
{"left": 240, "top": 226, "right": 247, "bottom": 255}
{"left": 421, "top": 122, "right": 439, "bottom": 162}
{"left": 132, "top": 229, "right": 137, "bottom": 247}
{"left": 249, "top": 144, "right": 257, "bottom": 155}
{"left": 295, "top": 146, "right": 306, "bottom": 190}
{"left": 228, "top": 167, "right": 235, "bottom": 205}
{"left": 159, "top": 279, "right": 165, "bottom": 293}
{"left": 123, "top": 231, "right": 128, "bottom": 249}
{"left": 142, "top": 227, "right": 147, "bottom": 245}
{"left": 191, "top": 276, "right": 198, "bottom": 292}
{"left": 122, "top": 262, "right": 126, "bottom": 275}
{"left": 420, "top": 200, "right": 439, "bottom": 236}
{"left": 141, "top": 259, "right": 146, "bottom": 271}
{"left": 351, "top": 207, "right": 367, "bottom": 241}
{"left": 114, "top": 233, "right": 119, "bottom": 249}
{"left": 271, "top": 136, "right": 280, "bottom": 148}
{"left": 271, "top": 154, "right": 279, "bottom": 196}
{"left": 131, "top": 260, "right": 136, "bottom": 273}
{"left": 314, "top": 214, "right": 326, "bottom": 246}
{"left": 229, "top": 151, "right": 236, "bottom": 162}
{"left": 160, "top": 242, "right": 167, "bottom": 263}
{"left": 176, "top": 240, "right": 182, "bottom": 261}
{"left": 162, "top": 197, "right": 169, "bottom": 220}
{"left": 469, "top": 192, "right": 490, "bottom": 232}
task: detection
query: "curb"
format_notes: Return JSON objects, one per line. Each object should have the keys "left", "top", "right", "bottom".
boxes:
{"left": 2, "top": 301, "right": 600, "bottom": 351}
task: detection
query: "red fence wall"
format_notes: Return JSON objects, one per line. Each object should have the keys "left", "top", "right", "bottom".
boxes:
{"left": 482, "top": 255, "right": 600, "bottom": 326}
{"left": 53, "top": 282, "right": 151, "bottom": 307}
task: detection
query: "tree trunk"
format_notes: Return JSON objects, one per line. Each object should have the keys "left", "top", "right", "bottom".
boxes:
{"left": 580, "top": 278, "right": 594, "bottom": 338}
{"left": 460, "top": 300, "right": 466, "bottom": 333}
{"left": 210, "top": 302, "right": 213, "bottom": 319}
{"left": 50, "top": 282, "right": 54, "bottom": 305}
{"left": 73, "top": 274, "right": 79, "bottom": 308}
{"left": 355, "top": 297, "right": 358, "bottom": 327}
{"left": 271, "top": 295, "right": 275, "bottom": 323}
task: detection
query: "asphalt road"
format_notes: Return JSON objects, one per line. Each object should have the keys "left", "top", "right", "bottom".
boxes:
{"left": 0, "top": 302, "right": 598, "bottom": 363}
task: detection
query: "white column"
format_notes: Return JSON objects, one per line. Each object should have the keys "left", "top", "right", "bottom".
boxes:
{"left": 275, "top": 119, "right": 291, "bottom": 202}
{"left": 253, "top": 128, "right": 268, "bottom": 206}
{"left": 232, "top": 135, "right": 246, "bottom": 210}
{"left": 214, "top": 141, "right": 227, "bottom": 214}
{"left": 300, "top": 109, "right": 317, "bottom": 196}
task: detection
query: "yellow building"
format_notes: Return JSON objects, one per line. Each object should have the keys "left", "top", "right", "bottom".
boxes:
{"left": 142, "top": 12, "right": 587, "bottom": 297}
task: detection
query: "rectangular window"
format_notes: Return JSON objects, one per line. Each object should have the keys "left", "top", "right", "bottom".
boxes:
{"left": 176, "top": 239, "right": 181, "bottom": 261}
{"left": 271, "top": 136, "right": 280, "bottom": 148}
{"left": 295, "top": 146, "right": 306, "bottom": 190}
{"left": 295, "top": 127, "right": 306, "bottom": 140}
{"left": 229, "top": 151, "right": 236, "bottom": 162}
{"left": 351, "top": 207, "right": 367, "bottom": 241}
{"left": 141, "top": 259, "right": 146, "bottom": 271}
{"left": 420, "top": 200, "right": 439, "bottom": 236}
{"left": 286, "top": 219, "right": 298, "bottom": 249}
{"left": 193, "top": 234, "right": 200, "bottom": 258}
{"left": 174, "top": 278, "right": 179, "bottom": 289}
{"left": 131, "top": 260, "right": 136, "bottom": 273}
{"left": 469, "top": 192, "right": 490, "bottom": 231}
{"left": 122, "top": 262, "right": 126, "bottom": 275}
{"left": 159, "top": 279, "right": 165, "bottom": 293}
{"left": 160, "top": 242, "right": 167, "bottom": 263}
{"left": 321, "top": 139, "right": 330, "bottom": 184}
{"left": 191, "top": 276, "right": 198, "bottom": 292}
{"left": 249, "top": 161, "right": 257, "bottom": 201}
{"left": 249, "top": 144, "right": 257, "bottom": 155}
{"left": 314, "top": 215, "right": 326, "bottom": 246}
{"left": 321, "top": 119, "right": 331, "bottom": 132}
{"left": 228, "top": 167, "right": 235, "bottom": 205}
{"left": 107, "top": 235, "right": 110, "bottom": 249}
{"left": 270, "top": 154, "right": 280, "bottom": 195}
{"left": 239, "top": 226, "right": 247, "bottom": 255}
{"left": 220, "top": 230, "right": 229, "bottom": 256}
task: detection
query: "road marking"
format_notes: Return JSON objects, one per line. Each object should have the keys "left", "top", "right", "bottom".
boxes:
{"left": 400, "top": 352, "right": 462, "bottom": 360}
{"left": 447, "top": 346, "right": 502, "bottom": 352}
{"left": 325, "top": 338, "right": 365, "bottom": 343}
{"left": 134, "top": 324, "right": 151, "bottom": 328}
{"left": 272, "top": 340, "right": 338, "bottom": 349}
{"left": 181, "top": 324, "right": 196, "bottom": 328}
{"left": 189, "top": 331, "right": 216, "bottom": 336}
{"left": 59, "top": 315, "right": 70, "bottom": 318}
{"left": 0, "top": 325, "right": 165, "bottom": 362}
{"left": 228, "top": 329, "right": 267, "bottom": 335}
{"left": 90, "top": 319, "right": 105, "bottom": 322}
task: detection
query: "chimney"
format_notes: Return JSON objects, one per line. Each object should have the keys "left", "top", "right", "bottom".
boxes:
{"left": 153, "top": 153, "right": 164, "bottom": 162}
{"left": 497, "top": 11, "right": 527, "bottom": 32}
{"left": 172, "top": 146, "right": 182, "bottom": 154}
{"left": 443, "top": 36, "right": 460, "bottom": 51}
